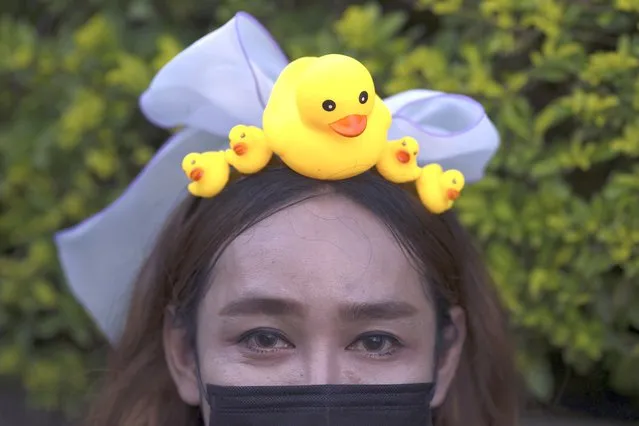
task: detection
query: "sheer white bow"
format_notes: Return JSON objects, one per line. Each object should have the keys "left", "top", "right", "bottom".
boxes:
{"left": 54, "top": 11, "right": 500, "bottom": 343}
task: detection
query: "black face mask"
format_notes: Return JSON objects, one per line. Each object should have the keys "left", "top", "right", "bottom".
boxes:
{"left": 205, "top": 382, "right": 434, "bottom": 426}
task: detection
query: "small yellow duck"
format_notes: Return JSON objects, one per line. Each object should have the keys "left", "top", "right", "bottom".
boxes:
{"left": 260, "top": 54, "right": 392, "bottom": 180}
{"left": 225, "top": 124, "right": 273, "bottom": 174}
{"left": 181, "top": 152, "right": 230, "bottom": 197}
{"left": 376, "top": 136, "right": 423, "bottom": 183}
{"left": 416, "top": 164, "right": 465, "bottom": 214}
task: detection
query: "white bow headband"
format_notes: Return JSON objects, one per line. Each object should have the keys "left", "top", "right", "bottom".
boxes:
{"left": 54, "top": 11, "right": 500, "bottom": 344}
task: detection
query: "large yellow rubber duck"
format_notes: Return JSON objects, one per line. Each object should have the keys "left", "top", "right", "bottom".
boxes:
{"left": 225, "top": 124, "right": 273, "bottom": 174}
{"left": 416, "top": 164, "right": 465, "bottom": 214}
{"left": 259, "top": 54, "right": 392, "bottom": 180}
{"left": 181, "top": 152, "right": 230, "bottom": 197}
{"left": 376, "top": 136, "right": 423, "bottom": 183}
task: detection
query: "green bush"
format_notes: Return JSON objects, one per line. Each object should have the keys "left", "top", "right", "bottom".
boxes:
{"left": 1, "top": 0, "right": 638, "bottom": 415}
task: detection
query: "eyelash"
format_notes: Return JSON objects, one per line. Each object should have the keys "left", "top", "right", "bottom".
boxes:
{"left": 238, "top": 329, "right": 404, "bottom": 358}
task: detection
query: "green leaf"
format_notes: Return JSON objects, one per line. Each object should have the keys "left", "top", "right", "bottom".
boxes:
{"left": 0, "top": 344, "right": 23, "bottom": 374}
{"left": 31, "top": 280, "right": 58, "bottom": 308}
{"left": 522, "top": 355, "right": 555, "bottom": 402}
{"left": 610, "top": 355, "right": 639, "bottom": 394}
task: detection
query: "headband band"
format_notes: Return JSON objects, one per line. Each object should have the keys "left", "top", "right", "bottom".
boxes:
{"left": 54, "top": 11, "right": 500, "bottom": 343}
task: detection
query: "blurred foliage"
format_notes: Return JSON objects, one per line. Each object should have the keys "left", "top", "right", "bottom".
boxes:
{"left": 1, "top": 0, "right": 639, "bottom": 415}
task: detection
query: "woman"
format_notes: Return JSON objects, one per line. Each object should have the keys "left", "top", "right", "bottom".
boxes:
{"left": 54, "top": 12, "right": 517, "bottom": 426}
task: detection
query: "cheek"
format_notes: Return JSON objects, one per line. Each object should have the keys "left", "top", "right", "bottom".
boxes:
{"left": 208, "top": 365, "right": 308, "bottom": 387}
{"left": 198, "top": 343, "right": 307, "bottom": 386}
{"left": 338, "top": 351, "right": 434, "bottom": 385}
{"left": 341, "top": 369, "right": 363, "bottom": 384}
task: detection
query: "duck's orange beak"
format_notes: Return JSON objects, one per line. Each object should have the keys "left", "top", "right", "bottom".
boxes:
{"left": 447, "top": 189, "right": 460, "bottom": 200}
{"left": 190, "top": 168, "right": 204, "bottom": 181}
{"left": 233, "top": 142, "right": 247, "bottom": 156}
{"left": 329, "top": 114, "right": 367, "bottom": 138}
{"left": 396, "top": 150, "right": 410, "bottom": 164}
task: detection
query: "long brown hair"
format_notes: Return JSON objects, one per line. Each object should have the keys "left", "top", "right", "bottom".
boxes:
{"left": 86, "top": 165, "right": 519, "bottom": 426}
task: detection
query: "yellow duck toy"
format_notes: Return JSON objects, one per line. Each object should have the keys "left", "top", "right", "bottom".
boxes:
{"left": 376, "top": 136, "right": 423, "bottom": 183}
{"left": 181, "top": 152, "right": 230, "bottom": 197}
{"left": 258, "top": 54, "right": 393, "bottom": 180}
{"left": 225, "top": 124, "right": 273, "bottom": 174}
{"left": 416, "top": 164, "right": 465, "bottom": 214}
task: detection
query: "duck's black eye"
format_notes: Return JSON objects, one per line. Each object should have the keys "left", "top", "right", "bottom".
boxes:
{"left": 322, "top": 99, "right": 336, "bottom": 111}
{"left": 452, "top": 178, "right": 457, "bottom": 184}
{"left": 359, "top": 91, "right": 369, "bottom": 104}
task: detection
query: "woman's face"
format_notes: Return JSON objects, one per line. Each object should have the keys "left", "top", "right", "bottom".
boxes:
{"left": 165, "top": 195, "right": 466, "bottom": 418}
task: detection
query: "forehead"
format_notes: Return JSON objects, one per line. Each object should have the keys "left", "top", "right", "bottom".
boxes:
{"left": 208, "top": 195, "right": 428, "bottom": 309}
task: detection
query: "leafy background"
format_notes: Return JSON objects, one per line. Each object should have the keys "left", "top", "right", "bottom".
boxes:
{"left": 1, "top": 0, "right": 638, "bottom": 421}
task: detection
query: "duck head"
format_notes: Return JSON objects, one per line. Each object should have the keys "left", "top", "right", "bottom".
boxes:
{"left": 440, "top": 170, "right": 465, "bottom": 201}
{"left": 395, "top": 137, "right": 420, "bottom": 164}
{"left": 182, "top": 153, "right": 204, "bottom": 181}
{"left": 295, "top": 54, "right": 376, "bottom": 138}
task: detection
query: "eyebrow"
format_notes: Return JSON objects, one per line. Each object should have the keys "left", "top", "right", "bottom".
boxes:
{"left": 219, "top": 296, "right": 304, "bottom": 317}
{"left": 218, "top": 296, "right": 418, "bottom": 321}
{"left": 340, "top": 301, "right": 419, "bottom": 321}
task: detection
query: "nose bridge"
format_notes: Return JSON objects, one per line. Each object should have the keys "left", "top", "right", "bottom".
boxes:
{"left": 303, "top": 341, "right": 340, "bottom": 385}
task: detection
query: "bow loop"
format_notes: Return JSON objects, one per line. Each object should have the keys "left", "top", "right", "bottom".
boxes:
{"left": 140, "top": 12, "right": 288, "bottom": 136}
{"left": 387, "top": 89, "right": 499, "bottom": 183}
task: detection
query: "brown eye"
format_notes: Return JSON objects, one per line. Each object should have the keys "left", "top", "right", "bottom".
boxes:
{"left": 401, "top": 141, "right": 406, "bottom": 146}
{"left": 413, "top": 151, "right": 417, "bottom": 155}
{"left": 254, "top": 332, "right": 279, "bottom": 348}
{"left": 452, "top": 178, "right": 457, "bottom": 184}
{"left": 322, "top": 99, "right": 336, "bottom": 111}
{"left": 190, "top": 160, "right": 196, "bottom": 165}
{"left": 361, "top": 335, "right": 385, "bottom": 351}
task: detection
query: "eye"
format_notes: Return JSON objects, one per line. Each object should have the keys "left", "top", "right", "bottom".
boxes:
{"left": 413, "top": 151, "right": 418, "bottom": 155}
{"left": 359, "top": 91, "right": 369, "bottom": 104}
{"left": 190, "top": 159, "right": 196, "bottom": 165}
{"left": 346, "top": 332, "right": 403, "bottom": 358}
{"left": 322, "top": 99, "right": 336, "bottom": 111}
{"left": 401, "top": 141, "right": 406, "bottom": 146}
{"left": 452, "top": 178, "right": 457, "bottom": 184}
{"left": 239, "top": 328, "right": 294, "bottom": 354}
